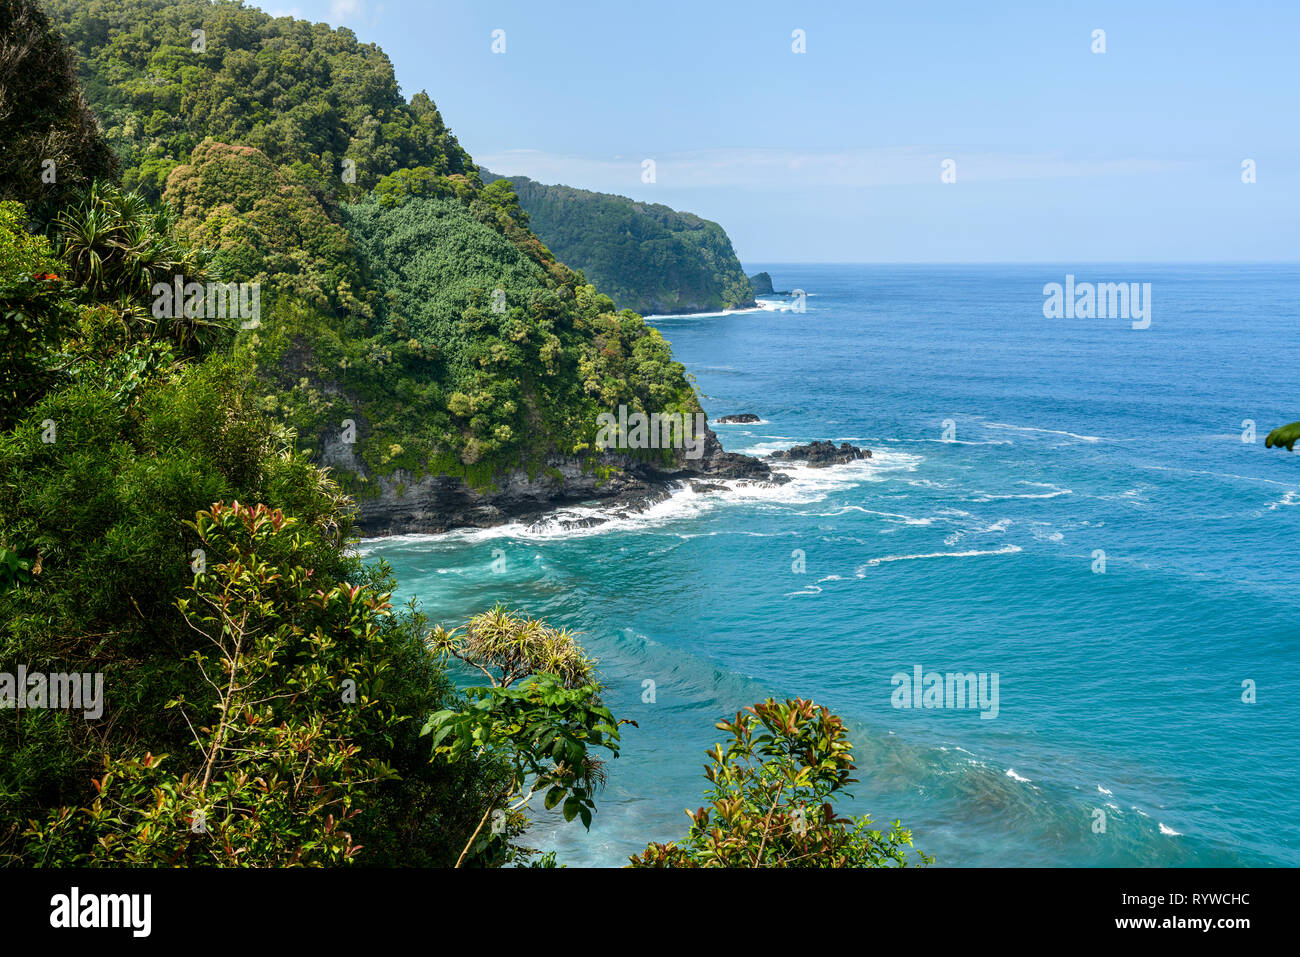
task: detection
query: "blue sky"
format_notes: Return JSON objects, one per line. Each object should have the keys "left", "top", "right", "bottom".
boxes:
{"left": 273, "top": 0, "right": 1298, "bottom": 262}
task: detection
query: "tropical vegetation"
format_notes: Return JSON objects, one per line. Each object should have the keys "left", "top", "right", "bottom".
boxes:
{"left": 485, "top": 173, "right": 756, "bottom": 316}
{"left": 0, "top": 0, "right": 927, "bottom": 869}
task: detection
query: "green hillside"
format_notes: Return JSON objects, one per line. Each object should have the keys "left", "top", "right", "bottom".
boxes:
{"left": 483, "top": 172, "right": 754, "bottom": 315}
{"left": 45, "top": 0, "right": 698, "bottom": 486}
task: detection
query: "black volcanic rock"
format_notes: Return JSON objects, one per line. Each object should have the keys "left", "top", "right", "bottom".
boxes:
{"left": 747, "top": 271, "right": 789, "bottom": 296}
{"left": 766, "top": 441, "right": 871, "bottom": 468}
{"left": 715, "top": 413, "right": 761, "bottom": 424}
{"left": 347, "top": 421, "right": 789, "bottom": 535}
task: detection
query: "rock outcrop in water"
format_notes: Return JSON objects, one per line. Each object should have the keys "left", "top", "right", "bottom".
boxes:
{"left": 766, "top": 441, "right": 871, "bottom": 468}
{"left": 715, "top": 413, "right": 762, "bottom": 424}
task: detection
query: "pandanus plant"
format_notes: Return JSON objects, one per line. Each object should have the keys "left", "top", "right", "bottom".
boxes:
{"left": 53, "top": 181, "right": 226, "bottom": 355}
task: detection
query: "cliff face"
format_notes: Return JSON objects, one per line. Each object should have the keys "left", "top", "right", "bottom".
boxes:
{"left": 482, "top": 172, "right": 754, "bottom": 315}
{"left": 330, "top": 425, "right": 780, "bottom": 535}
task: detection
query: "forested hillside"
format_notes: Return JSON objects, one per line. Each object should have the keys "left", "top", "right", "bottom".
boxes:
{"left": 45, "top": 0, "right": 701, "bottom": 493}
{"left": 483, "top": 173, "right": 755, "bottom": 316}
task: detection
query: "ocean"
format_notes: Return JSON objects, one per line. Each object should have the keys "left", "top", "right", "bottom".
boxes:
{"left": 359, "top": 263, "right": 1300, "bottom": 867}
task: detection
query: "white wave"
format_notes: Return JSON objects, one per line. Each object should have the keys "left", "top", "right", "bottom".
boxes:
{"left": 753, "top": 298, "right": 808, "bottom": 313}
{"left": 1097, "top": 785, "right": 1113, "bottom": 796}
{"left": 815, "top": 505, "right": 935, "bottom": 525}
{"left": 983, "top": 421, "right": 1103, "bottom": 443}
{"left": 1142, "top": 463, "right": 1299, "bottom": 489}
{"left": 968, "top": 482, "right": 1072, "bottom": 502}
{"left": 785, "top": 585, "right": 822, "bottom": 596}
{"left": 1158, "top": 822, "right": 1182, "bottom": 836}
{"left": 855, "top": 543, "right": 1022, "bottom": 572}
{"left": 642, "top": 305, "right": 765, "bottom": 320}
{"left": 643, "top": 295, "right": 813, "bottom": 320}
{"left": 1005, "top": 769, "right": 1032, "bottom": 783}
{"left": 1266, "top": 490, "right": 1300, "bottom": 510}
{"left": 359, "top": 451, "right": 922, "bottom": 547}
{"left": 875, "top": 437, "right": 1014, "bottom": 446}
{"left": 713, "top": 418, "right": 770, "bottom": 425}
{"left": 730, "top": 439, "right": 798, "bottom": 455}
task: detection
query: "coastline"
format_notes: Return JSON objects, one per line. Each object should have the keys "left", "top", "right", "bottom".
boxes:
{"left": 641, "top": 297, "right": 801, "bottom": 321}
{"left": 345, "top": 425, "right": 783, "bottom": 538}
{"left": 345, "top": 430, "right": 874, "bottom": 539}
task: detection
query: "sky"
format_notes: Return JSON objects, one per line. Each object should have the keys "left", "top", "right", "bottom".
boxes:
{"left": 271, "top": 0, "right": 1298, "bottom": 263}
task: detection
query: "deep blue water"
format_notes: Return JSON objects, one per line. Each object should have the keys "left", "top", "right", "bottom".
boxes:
{"left": 361, "top": 263, "right": 1300, "bottom": 867}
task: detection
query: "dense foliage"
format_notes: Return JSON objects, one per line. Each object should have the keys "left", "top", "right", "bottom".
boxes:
{"left": 164, "top": 139, "right": 371, "bottom": 317}
{"left": 0, "top": 0, "right": 117, "bottom": 214}
{"left": 0, "top": 169, "right": 502, "bottom": 865}
{"left": 486, "top": 173, "right": 755, "bottom": 315}
{"left": 45, "top": 0, "right": 473, "bottom": 202}
{"left": 43, "top": 0, "right": 703, "bottom": 486}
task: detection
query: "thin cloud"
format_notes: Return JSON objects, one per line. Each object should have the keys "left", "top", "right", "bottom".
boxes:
{"left": 329, "top": 0, "right": 365, "bottom": 21}
{"left": 475, "top": 146, "right": 1188, "bottom": 193}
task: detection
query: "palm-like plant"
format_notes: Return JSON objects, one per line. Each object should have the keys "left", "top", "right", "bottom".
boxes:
{"left": 53, "top": 181, "right": 227, "bottom": 355}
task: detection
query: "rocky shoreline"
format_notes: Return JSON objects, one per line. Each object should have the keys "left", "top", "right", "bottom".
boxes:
{"left": 341, "top": 424, "right": 870, "bottom": 537}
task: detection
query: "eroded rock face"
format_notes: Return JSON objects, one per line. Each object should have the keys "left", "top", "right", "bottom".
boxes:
{"left": 350, "top": 423, "right": 786, "bottom": 536}
{"left": 765, "top": 440, "right": 871, "bottom": 468}
{"left": 715, "top": 413, "right": 761, "bottom": 424}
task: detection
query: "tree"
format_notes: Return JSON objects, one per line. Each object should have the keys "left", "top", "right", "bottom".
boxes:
{"left": 163, "top": 140, "right": 371, "bottom": 318}
{"left": 22, "top": 502, "right": 405, "bottom": 866}
{"left": 422, "top": 606, "right": 632, "bottom": 866}
{"left": 0, "top": 0, "right": 117, "bottom": 215}
{"left": 630, "top": 698, "right": 931, "bottom": 868}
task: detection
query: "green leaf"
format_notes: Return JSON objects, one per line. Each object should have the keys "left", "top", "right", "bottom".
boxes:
{"left": 1266, "top": 422, "right": 1300, "bottom": 451}
{"left": 562, "top": 796, "right": 580, "bottom": 822}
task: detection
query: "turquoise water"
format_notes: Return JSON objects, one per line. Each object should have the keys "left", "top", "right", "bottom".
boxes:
{"left": 360, "top": 264, "right": 1300, "bottom": 867}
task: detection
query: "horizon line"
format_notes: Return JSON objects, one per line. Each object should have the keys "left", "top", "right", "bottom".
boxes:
{"left": 740, "top": 260, "right": 1300, "bottom": 266}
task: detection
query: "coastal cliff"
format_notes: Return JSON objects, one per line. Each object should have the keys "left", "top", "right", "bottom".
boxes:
{"left": 481, "top": 172, "right": 756, "bottom": 315}
{"left": 326, "top": 423, "right": 781, "bottom": 535}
